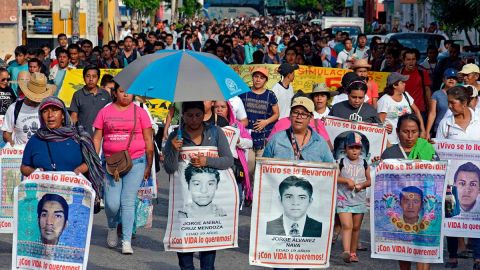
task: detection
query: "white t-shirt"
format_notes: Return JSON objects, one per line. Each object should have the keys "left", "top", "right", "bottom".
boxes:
{"left": 436, "top": 108, "right": 480, "bottom": 140}
{"left": 1, "top": 101, "right": 40, "bottom": 145}
{"left": 337, "top": 49, "right": 354, "bottom": 69}
{"left": 313, "top": 107, "right": 330, "bottom": 119}
{"left": 271, "top": 81, "right": 294, "bottom": 119}
{"left": 321, "top": 47, "right": 332, "bottom": 67}
{"left": 353, "top": 46, "right": 369, "bottom": 60}
{"left": 229, "top": 96, "right": 247, "bottom": 121}
{"left": 377, "top": 92, "right": 414, "bottom": 144}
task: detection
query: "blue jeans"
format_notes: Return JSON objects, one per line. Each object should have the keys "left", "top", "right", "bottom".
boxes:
{"left": 104, "top": 155, "right": 146, "bottom": 242}
{"left": 177, "top": 251, "right": 216, "bottom": 270}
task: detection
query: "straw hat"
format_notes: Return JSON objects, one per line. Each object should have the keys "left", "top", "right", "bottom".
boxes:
{"left": 19, "top": 72, "right": 56, "bottom": 103}
{"left": 311, "top": 83, "right": 338, "bottom": 96}
{"left": 351, "top": 59, "right": 372, "bottom": 70}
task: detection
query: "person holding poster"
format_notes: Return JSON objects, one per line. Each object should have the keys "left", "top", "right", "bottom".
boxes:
{"left": 163, "top": 101, "right": 233, "bottom": 270}
{"left": 329, "top": 72, "right": 380, "bottom": 124}
{"left": 309, "top": 82, "right": 338, "bottom": 120}
{"left": 379, "top": 114, "right": 437, "bottom": 270}
{"left": 93, "top": 85, "right": 153, "bottom": 254}
{"left": 434, "top": 86, "right": 480, "bottom": 268}
{"left": 214, "top": 100, "right": 253, "bottom": 205}
{"left": 263, "top": 96, "right": 333, "bottom": 163}
{"left": 20, "top": 96, "right": 104, "bottom": 200}
{"left": 337, "top": 132, "right": 371, "bottom": 263}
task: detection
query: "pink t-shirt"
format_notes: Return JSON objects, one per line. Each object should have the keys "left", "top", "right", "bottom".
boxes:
{"left": 267, "top": 117, "right": 330, "bottom": 142}
{"left": 93, "top": 103, "right": 152, "bottom": 159}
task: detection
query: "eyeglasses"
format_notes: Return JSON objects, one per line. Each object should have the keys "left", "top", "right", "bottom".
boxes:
{"left": 290, "top": 111, "right": 311, "bottom": 119}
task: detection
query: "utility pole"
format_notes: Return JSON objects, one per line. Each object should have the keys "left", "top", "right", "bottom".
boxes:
{"left": 72, "top": 0, "right": 80, "bottom": 43}
{"left": 103, "top": 0, "right": 109, "bottom": 45}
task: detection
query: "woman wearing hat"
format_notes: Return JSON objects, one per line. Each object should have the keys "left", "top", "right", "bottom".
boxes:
{"left": 425, "top": 68, "right": 459, "bottom": 140}
{"left": 20, "top": 96, "right": 104, "bottom": 205}
{"left": 263, "top": 96, "right": 333, "bottom": 162}
{"left": 377, "top": 72, "right": 426, "bottom": 144}
{"left": 310, "top": 82, "right": 338, "bottom": 119}
{"left": 2, "top": 72, "right": 55, "bottom": 146}
{"left": 352, "top": 59, "right": 379, "bottom": 108}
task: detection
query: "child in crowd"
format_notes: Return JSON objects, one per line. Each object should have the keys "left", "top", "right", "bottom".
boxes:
{"left": 336, "top": 132, "right": 371, "bottom": 263}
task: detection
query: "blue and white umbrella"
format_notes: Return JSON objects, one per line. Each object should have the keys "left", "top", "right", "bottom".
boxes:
{"left": 114, "top": 50, "right": 250, "bottom": 102}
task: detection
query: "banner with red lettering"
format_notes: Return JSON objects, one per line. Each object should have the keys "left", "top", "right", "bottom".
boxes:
{"left": 163, "top": 146, "right": 239, "bottom": 252}
{"left": 434, "top": 139, "right": 480, "bottom": 237}
{"left": 222, "top": 126, "right": 240, "bottom": 155}
{"left": 13, "top": 171, "right": 95, "bottom": 270}
{"left": 323, "top": 116, "right": 388, "bottom": 161}
{"left": 371, "top": 160, "right": 447, "bottom": 263}
{"left": 0, "top": 144, "right": 24, "bottom": 233}
{"left": 249, "top": 158, "right": 337, "bottom": 268}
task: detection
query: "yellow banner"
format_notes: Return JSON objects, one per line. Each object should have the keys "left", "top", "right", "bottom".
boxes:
{"left": 231, "top": 64, "right": 389, "bottom": 93}
{"left": 58, "top": 69, "right": 171, "bottom": 122}
{"left": 58, "top": 65, "right": 388, "bottom": 122}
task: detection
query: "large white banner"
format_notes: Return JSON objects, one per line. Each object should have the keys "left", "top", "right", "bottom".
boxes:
{"left": 0, "top": 144, "right": 24, "bottom": 233}
{"left": 435, "top": 139, "right": 480, "bottom": 237}
{"left": 249, "top": 158, "right": 337, "bottom": 268}
{"left": 163, "top": 146, "right": 239, "bottom": 252}
{"left": 323, "top": 116, "right": 387, "bottom": 161}
{"left": 371, "top": 160, "right": 447, "bottom": 263}
{"left": 13, "top": 171, "right": 95, "bottom": 270}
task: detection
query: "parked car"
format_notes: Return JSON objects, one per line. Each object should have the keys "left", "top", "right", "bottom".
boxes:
{"left": 384, "top": 33, "right": 446, "bottom": 60}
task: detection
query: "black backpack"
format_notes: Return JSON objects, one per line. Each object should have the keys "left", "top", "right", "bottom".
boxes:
{"left": 13, "top": 99, "right": 24, "bottom": 126}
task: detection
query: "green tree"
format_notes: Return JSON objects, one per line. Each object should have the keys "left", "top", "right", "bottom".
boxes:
{"left": 287, "top": 0, "right": 321, "bottom": 12}
{"left": 432, "top": 0, "right": 480, "bottom": 45}
{"left": 180, "top": 0, "right": 201, "bottom": 17}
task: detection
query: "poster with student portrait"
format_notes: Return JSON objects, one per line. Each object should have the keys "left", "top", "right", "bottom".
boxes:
{"left": 371, "top": 160, "right": 447, "bottom": 263}
{"left": 323, "top": 116, "right": 388, "bottom": 162}
{"left": 0, "top": 144, "right": 24, "bottom": 233}
{"left": 249, "top": 158, "right": 337, "bottom": 269}
{"left": 435, "top": 139, "right": 480, "bottom": 237}
{"left": 12, "top": 171, "right": 95, "bottom": 270}
{"left": 163, "top": 146, "right": 239, "bottom": 252}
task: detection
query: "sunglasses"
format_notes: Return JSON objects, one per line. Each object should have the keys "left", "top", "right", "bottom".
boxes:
{"left": 1, "top": 78, "right": 10, "bottom": 82}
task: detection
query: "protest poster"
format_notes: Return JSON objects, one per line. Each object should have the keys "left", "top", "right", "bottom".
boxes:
{"left": 0, "top": 144, "right": 24, "bottom": 233}
{"left": 249, "top": 158, "right": 337, "bottom": 268}
{"left": 434, "top": 139, "right": 480, "bottom": 237}
{"left": 371, "top": 160, "right": 447, "bottom": 263}
{"left": 58, "top": 69, "right": 171, "bottom": 121}
{"left": 163, "top": 146, "right": 239, "bottom": 252}
{"left": 231, "top": 64, "right": 389, "bottom": 93}
{"left": 222, "top": 126, "right": 240, "bottom": 155}
{"left": 323, "top": 116, "right": 387, "bottom": 162}
{"left": 13, "top": 171, "right": 95, "bottom": 270}
{"left": 138, "top": 156, "right": 158, "bottom": 199}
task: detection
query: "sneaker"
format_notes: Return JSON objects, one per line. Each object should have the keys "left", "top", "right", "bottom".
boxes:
{"left": 122, "top": 241, "right": 133, "bottom": 254}
{"left": 106, "top": 228, "right": 118, "bottom": 248}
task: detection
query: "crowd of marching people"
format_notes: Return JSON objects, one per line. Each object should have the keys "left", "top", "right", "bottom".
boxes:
{"left": 2, "top": 14, "right": 480, "bottom": 269}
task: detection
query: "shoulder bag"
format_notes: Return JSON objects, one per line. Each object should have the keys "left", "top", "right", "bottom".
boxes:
{"left": 106, "top": 105, "right": 137, "bottom": 181}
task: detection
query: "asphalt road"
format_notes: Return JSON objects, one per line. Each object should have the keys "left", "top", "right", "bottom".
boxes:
{"left": 0, "top": 171, "right": 475, "bottom": 270}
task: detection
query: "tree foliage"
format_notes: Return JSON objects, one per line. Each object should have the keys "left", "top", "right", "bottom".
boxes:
{"left": 432, "top": 0, "right": 480, "bottom": 44}
{"left": 180, "top": 0, "right": 202, "bottom": 16}
{"left": 123, "top": 0, "right": 161, "bottom": 15}
{"left": 287, "top": 0, "right": 321, "bottom": 12}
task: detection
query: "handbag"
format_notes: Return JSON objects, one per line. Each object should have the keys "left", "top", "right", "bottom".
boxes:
{"left": 106, "top": 105, "right": 137, "bottom": 181}
{"left": 232, "top": 158, "right": 245, "bottom": 183}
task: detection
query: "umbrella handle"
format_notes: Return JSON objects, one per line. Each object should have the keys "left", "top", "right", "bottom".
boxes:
{"left": 177, "top": 127, "right": 182, "bottom": 140}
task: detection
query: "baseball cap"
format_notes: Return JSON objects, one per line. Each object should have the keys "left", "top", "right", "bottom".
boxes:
{"left": 345, "top": 132, "right": 363, "bottom": 148}
{"left": 252, "top": 67, "right": 269, "bottom": 79}
{"left": 291, "top": 97, "right": 314, "bottom": 113}
{"left": 443, "top": 68, "right": 458, "bottom": 78}
{"left": 387, "top": 72, "right": 409, "bottom": 86}
{"left": 459, "top": 64, "right": 480, "bottom": 75}
{"left": 278, "top": 63, "right": 299, "bottom": 76}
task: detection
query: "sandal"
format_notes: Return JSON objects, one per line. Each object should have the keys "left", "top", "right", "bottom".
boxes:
{"left": 342, "top": 251, "right": 350, "bottom": 263}
{"left": 458, "top": 250, "right": 470, "bottom": 258}
{"left": 332, "top": 232, "right": 340, "bottom": 245}
{"left": 357, "top": 243, "right": 368, "bottom": 251}
{"left": 349, "top": 253, "right": 359, "bottom": 263}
